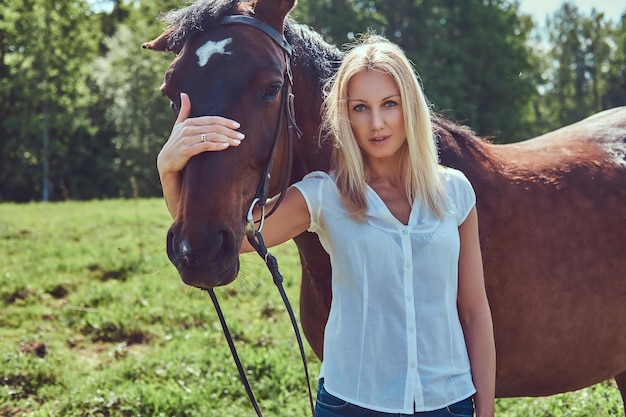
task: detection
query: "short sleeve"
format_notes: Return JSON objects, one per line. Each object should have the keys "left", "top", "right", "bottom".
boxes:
{"left": 445, "top": 168, "right": 476, "bottom": 225}
{"left": 291, "top": 171, "right": 330, "bottom": 234}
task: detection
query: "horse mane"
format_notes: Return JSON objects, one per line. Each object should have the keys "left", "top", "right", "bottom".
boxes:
{"left": 285, "top": 17, "right": 343, "bottom": 83}
{"left": 434, "top": 116, "right": 483, "bottom": 149}
{"left": 160, "top": 0, "right": 242, "bottom": 52}
{"left": 159, "top": 0, "right": 342, "bottom": 83}
{"left": 433, "top": 116, "right": 497, "bottom": 172}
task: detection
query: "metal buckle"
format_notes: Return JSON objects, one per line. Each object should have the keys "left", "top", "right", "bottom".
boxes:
{"left": 245, "top": 197, "right": 265, "bottom": 238}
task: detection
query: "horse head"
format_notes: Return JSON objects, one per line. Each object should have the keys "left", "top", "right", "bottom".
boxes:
{"left": 144, "top": 0, "right": 298, "bottom": 288}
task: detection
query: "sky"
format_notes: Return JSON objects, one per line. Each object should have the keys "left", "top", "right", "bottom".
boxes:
{"left": 519, "top": 0, "right": 625, "bottom": 23}
{"left": 87, "top": 0, "right": 625, "bottom": 23}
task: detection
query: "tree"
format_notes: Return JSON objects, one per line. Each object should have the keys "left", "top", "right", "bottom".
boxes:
{"left": 543, "top": 3, "right": 614, "bottom": 126}
{"left": 292, "top": 0, "right": 384, "bottom": 45}
{"left": 0, "top": 0, "right": 102, "bottom": 201}
{"left": 295, "top": 0, "right": 538, "bottom": 142}
{"left": 603, "top": 13, "right": 626, "bottom": 108}
{"left": 90, "top": 21, "right": 175, "bottom": 198}
{"left": 2, "top": 0, "right": 620, "bottom": 201}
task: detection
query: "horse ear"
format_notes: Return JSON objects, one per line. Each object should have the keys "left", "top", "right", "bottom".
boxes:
{"left": 250, "top": 0, "right": 297, "bottom": 33}
{"left": 142, "top": 28, "right": 181, "bottom": 54}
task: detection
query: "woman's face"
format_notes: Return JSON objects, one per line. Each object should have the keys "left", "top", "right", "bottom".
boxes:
{"left": 347, "top": 70, "right": 407, "bottom": 164}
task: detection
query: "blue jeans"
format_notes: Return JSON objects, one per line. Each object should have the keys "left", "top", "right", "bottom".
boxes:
{"left": 315, "top": 380, "right": 474, "bottom": 417}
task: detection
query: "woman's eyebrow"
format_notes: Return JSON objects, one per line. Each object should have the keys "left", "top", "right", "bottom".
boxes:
{"left": 348, "top": 94, "right": 400, "bottom": 103}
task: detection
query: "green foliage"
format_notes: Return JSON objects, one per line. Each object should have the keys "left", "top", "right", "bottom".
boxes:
{"left": 0, "top": 199, "right": 320, "bottom": 416}
{"left": 90, "top": 22, "right": 175, "bottom": 198}
{"left": 0, "top": 199, "right": 624, "bottom": 416}
{"left": 541, "top": 3, "right": 616, "bottom": 127}
{"left": 292, "top": 0, "right": 384, "bottom": 44}
{"left": 0, "top": 0, "right": 103, "bottom": 201}
{"left": 602, "top": 13, "right": 626, "bottom": 109}
{"left": 0, "top": 0, "right": 176, "bottom": 202}
{"left": 1, "top": 0, "right": 626, "bottom": 201}
{"left": 0, "top": 346, "right": 58, "bottom": 400}
{"left": 296, "top": 0, "right": 539, "bottom": 142}
{"left": 495, "top": 382, "right": 624, "bottom": 416}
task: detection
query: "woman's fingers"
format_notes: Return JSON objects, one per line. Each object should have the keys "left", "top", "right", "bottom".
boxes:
{"left": 180, "top": 122, "right": 245, "bottom": 146}
{"left": 158, "top": 92, "right": 245, "bottom": 175}
{"left": 175, "top": 93, "right": 244, "bottom": 147}
{"left": 175, "top": 92, "right": 192, "bottom": 124}
{"left": 175, "top": 93, "right": 244, "bottom": 144}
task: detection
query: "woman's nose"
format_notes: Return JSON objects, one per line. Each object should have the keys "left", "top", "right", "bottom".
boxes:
{"left": 370, "top": 109, "right": 384, "bottom": 131}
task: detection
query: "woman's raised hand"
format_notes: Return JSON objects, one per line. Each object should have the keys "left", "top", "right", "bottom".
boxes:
{"left": 157, "top": 92, "right": 245, "bottom": 176}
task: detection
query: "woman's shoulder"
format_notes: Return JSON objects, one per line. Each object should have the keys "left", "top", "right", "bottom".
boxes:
{"left": 439, "top": 166, "right": 474, "bottom": 191}
{"left": 439, "top": 166, "right": 476, "bottom": 220}
{"left": 292, "top": 171, "right": 337, "bottom": 199}
{"left": 300, "top": 170, "right": 334, "bottom": 182}
{"left": 439, "top": 166, "right": 470, "bottom": 183}
{"left": 292, "top": 171, "right": 342, "bottom": 228}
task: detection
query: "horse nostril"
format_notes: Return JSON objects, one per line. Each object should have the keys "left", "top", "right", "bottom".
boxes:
{"left": 166, "top": 228, "right": 175, "bottom": 260}
{"left": 208, "top": 229, "right": 234, "bottom": 261}
{"left": 167, "top": 228, "right": 188, "bottom": 267}
{"left": 167, "top": 225, "right": 236, "bottom": 266}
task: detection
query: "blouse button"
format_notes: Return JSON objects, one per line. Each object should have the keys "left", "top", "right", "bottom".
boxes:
{"left": 402, "top": 228, "right": 408, "bottom": 235}
{"left": 409, "top": 361, "right": 417, "bottom": 368}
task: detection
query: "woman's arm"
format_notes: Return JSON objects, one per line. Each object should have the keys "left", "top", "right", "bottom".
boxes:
{"left": 240, "top": 186, "right": 311, "bottom": 253}
{"left": 157, "top": 92, "right": 245, "bottom": 218}
{"left": 457, "top": 207, "right": 496, "bottom": 417}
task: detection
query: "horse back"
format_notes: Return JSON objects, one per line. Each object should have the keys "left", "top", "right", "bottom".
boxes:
{"left": 457, "top": 107, "right": 626, "bottom": 396}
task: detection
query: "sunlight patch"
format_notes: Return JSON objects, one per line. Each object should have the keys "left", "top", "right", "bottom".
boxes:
{"left": 604, "top": 140, "right": 626, "bottom": 167}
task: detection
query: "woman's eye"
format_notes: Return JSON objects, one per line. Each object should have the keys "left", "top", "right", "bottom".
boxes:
{"left": 353, "top": 104, "right": 366, "bottom": 112}
{"left": 383, "top": 100, "right": 397, "bottom": 107}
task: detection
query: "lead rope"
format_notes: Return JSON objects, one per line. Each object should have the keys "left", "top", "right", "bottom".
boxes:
{"left": 206, "top": 229, "right": 316, "bottom": 417}
{"left": 206, "top": 288, "right": 263, "bottom": 416}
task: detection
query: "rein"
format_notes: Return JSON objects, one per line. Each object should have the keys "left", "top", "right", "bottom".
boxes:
{"left": 204, "top": 15, "right": 314, "bottom": 417}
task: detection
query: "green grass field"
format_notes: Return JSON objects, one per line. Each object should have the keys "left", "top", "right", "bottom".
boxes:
{"left": 0, "top": 199, "right": 622, "bottom": 416}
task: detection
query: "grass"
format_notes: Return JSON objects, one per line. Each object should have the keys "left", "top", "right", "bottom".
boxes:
{"left": 0, "top": 199, "right": 623, "bottom": 416}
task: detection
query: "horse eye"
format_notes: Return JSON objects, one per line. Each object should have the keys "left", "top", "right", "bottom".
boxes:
{"left": 263, "top": 83, "right": 282, "bottom": 99}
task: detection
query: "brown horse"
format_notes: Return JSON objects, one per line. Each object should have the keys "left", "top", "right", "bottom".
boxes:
{"left": 144, "top": 0, "right": 626, "bottom": 412}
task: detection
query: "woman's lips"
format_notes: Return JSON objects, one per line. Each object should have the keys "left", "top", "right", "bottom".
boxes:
{"left": 370, "top": 135, "right": 389, "bottom": 143}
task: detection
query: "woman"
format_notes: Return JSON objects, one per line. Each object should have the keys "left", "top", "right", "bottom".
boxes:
{"left": 158, "top": 35, "right": 496, "bottom": 417}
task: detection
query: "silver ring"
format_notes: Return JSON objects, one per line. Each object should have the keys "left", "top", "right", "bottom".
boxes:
{"left": 200, "top": 133, "right": 207, "bottom": 142}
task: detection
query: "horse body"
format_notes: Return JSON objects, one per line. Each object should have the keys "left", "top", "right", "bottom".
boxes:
{"left": 436, "top": 112, "right": 626, "bottom": 397}
{"left": 145, "top": 0, "right": 626, "bottom": 410}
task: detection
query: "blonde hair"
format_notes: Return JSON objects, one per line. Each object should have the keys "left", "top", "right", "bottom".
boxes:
{"left": 322, "top": 34, "right": 447, "bottom": 222}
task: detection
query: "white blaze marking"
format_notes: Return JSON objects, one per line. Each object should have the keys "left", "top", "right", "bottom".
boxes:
{"left": 196, "top": 38, "right": 233, "bottom": 67}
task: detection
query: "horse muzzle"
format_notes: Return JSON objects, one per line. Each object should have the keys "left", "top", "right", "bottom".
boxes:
{"left": 166, "top": 225, "right": 240, "bottom": 288}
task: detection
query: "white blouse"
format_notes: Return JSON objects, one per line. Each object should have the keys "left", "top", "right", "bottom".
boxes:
{"left": 292, "top": 167, "right": 477, "bottom": 414}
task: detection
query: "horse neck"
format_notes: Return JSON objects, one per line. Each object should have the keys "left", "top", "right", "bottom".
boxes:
{"left": 285, "top": 21, "right": 342, "bottom": 177}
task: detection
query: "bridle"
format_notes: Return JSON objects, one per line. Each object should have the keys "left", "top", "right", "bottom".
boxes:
{"left": 202, "top": 15, "right": 314, "bottom": 417}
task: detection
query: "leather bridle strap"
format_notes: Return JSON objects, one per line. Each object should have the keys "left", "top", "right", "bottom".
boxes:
{"left": 206, "top": 288, "right": 263, "bottom": 416}
{"left": 206, "top": 15, "right": 314, "bottom": 417}
{"left": 218, "top": 15, "right": 292, "bottom": 55}
{"left": 247, "top": 229, "right": 316, "bottom": 414}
